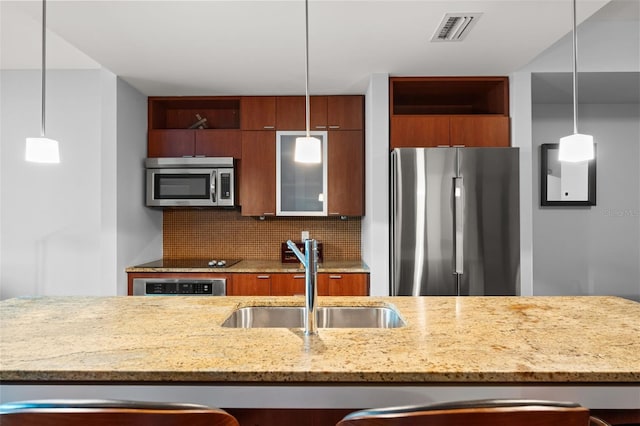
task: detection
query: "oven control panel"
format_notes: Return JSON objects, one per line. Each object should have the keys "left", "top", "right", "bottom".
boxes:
{"left": 133, "top": 278, "right": 226, "bottom": 296}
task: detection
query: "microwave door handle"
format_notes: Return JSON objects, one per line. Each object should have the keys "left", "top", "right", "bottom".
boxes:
{"left": 211, "top": 170, "right": 217, "bottom": 203}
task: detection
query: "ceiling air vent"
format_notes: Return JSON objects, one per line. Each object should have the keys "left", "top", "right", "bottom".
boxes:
{"left": 431, "top": 13, "right": 482, "bottom": 42}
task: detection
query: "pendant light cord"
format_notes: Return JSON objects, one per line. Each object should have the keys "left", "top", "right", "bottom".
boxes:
{"left": 304, "top": 0, "right": 311, "bottom": 138}
{"left": 41, "top": 0, "right": 47, "bottom": 137}
{"left": 572, "top": 0, "right": 578, "bottom": 135}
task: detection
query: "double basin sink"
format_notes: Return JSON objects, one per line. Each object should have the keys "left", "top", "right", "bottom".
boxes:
{"left": 222, "top": 305, "right": 405, "bottom": 329}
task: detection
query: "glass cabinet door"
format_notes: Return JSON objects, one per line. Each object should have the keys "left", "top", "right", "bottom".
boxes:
{"left": 276, "top": 131, "right": 328, "bottom": 216}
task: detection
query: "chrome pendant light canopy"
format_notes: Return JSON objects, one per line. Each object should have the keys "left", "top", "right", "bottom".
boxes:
{"left": 558, "top": 0, "right": 594, "bottom": 163}
{"left": 25, "top": 0, "right": 60, "bottom": 163}
{"left": 294, "top": 0, "right": 321, "bottom": 164}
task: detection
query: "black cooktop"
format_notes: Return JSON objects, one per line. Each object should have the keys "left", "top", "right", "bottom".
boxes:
{"left": 137, "top": 259, "right": 241, "bottom": 269}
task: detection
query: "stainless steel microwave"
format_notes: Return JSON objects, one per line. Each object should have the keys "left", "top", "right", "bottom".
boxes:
{"left": 145, "top": 157, "right": 235, "bottom": 207}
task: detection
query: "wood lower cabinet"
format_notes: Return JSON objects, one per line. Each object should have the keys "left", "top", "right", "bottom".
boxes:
{"left": 239, "top": 131, "right": 276, "bottom": 216}
{"left": 226, "top": 273, "right": 369, "bottom": 296}
{"left": 327, "top": 131, "right": 364, "bottom": 216}
{"left": 318, "top": 273, "right": 369, "bottom": 296}
{"left": 228, "top": 274, "right": 271, "bottom": 296}
{"left": 271, "top": 273, "right": 307, "bottom": 296}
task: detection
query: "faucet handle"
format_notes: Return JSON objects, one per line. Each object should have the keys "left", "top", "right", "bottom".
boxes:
{"left": 286, "top": 240, "right": 307, "bottom": 266}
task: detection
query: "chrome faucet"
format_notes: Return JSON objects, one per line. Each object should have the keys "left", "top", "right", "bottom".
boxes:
{"left": 286, "top": 239, "right": 318, "bottom": 335}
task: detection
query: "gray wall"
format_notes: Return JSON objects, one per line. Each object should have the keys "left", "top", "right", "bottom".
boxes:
{"left": 115, "top": 78, "right": 162, "bottom": 295}
{"left": 0, "top": 70, "right": 161, "bottom": 298}
{"left": 1, "top": 69, "right": 106, "bottom": 297}
{"left": 511, "top": 0, "right": 639, "bottom": 298}
{"left": 532, "top": 102, "right": 640, "bottom": 300}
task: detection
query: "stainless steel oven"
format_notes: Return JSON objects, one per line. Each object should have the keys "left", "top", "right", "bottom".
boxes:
{"left": 133, "top": 278, "right": 226, "bottom": 296}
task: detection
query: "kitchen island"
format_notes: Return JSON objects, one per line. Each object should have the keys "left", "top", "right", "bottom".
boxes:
{"left": 1, "top": 296, "right": 638, "bottom": 414}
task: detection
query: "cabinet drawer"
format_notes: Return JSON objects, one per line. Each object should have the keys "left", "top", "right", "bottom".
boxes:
{"left": 271, "top": 274, "right": 306, "bottom": 296}
{"left": 318, "top": 273, "right": 369, "bottom": 296}
{"left": 228, "top": 274, "right": 271, "bottom": 296}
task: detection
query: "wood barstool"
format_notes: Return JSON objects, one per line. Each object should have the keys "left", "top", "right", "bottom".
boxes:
{"left": 0, "top": 399, "right": 239, "bottom": 426}
{"left": 336, "top": 399, "right": 609, "bottom": 426}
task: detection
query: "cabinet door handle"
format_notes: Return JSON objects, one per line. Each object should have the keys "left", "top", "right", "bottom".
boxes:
{"left": 329, "top": 125, "right": 340, "bottom": 129}
{"left": 257, "top": 275, "right": 270, "bottom": 279}
{"left": 263, "top": 125, "right": 275, "bottom": 129}
{"left": 329, "top": 275, "right": 343, "bottom": 279}
{"left": 315, "top": 125, "right": 327, "bottom": 129}
{"left": 293, "top": 275, "right": 305, "bottom": 279}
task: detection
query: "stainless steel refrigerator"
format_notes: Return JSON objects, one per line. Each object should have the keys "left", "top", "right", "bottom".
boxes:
{"left": 390, "top": 147, "right": 520, "bottom": 296}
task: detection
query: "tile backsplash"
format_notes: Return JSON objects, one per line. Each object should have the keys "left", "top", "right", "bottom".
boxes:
{"left": 163, "top": 210, "right": 361, "bottom": 260}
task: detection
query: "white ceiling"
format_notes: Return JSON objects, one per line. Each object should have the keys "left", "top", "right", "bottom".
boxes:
{"left": 1, "top": 0, "right": 633, "bottom": 97}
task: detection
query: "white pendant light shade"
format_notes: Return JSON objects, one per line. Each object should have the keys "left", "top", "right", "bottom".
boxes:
{"left": 295, "top": 136, "right": 322, "bottom": 163}
{"left": 25, "top": 137, "right": 60, "bottom": 163}
{"left": 558, "top": 133, "right": 594, "bottom": 162}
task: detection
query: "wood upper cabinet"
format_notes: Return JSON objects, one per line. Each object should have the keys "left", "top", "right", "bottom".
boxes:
{"left": 327, "top": 131, "right": 364, "bottom": 216}
{"left": 195, "top": 130, "right": 242, "bottom": 157}
{"left": 241, "top": 97, "right": 276, "bottom": 130}
{"left": 449, "top": 116, "right": 510, "bottom": 147}
{"left": 228, "top": 274, "right": 271, "bottom": 296}
{"left": 389, "top": 77, "right": 509, "bottom": 149}
{"left": 275, "top": 95, "right": 362, "bottom": 130}
{"left": 148, "top": 130, "right": 196, "bottom": 157}
{"left": 390, "top": 116, "right": 450, "bottom": 148}
{"left": 276, "top": 96, "right": 327, "bottom": 130}
{"left": 318, "top": 273, "right": 369, "bottom": 296}
{"left": 327, "top": 96, "right": 364, "bottom": 130}
{"left": 147, "top": 97, "right": 241, "bottom": 158}
{"left": 239, "top": 131, "right": 276, "bottom": 216}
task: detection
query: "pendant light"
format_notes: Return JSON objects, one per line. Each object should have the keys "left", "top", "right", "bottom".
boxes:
{"left": 558, "top": 0, "right": 594, "bottom": 163}
{"left": 294, "top": 0, "right": 321, "bottom": 164}
{"left": 25, "top": 0, "right": 60, "bottom": 163}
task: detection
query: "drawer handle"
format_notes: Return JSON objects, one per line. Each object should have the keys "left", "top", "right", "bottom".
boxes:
{"left": 329, "top": 125, "right": 340, "bottom": 129}
{"left": 315, "top": 125, "right": 327, "bottom": 129}
{"left": 263, "top": 125, "right": 275, "bottom": 129}
{"left": 329, "top": 275, "right": 342, "bottom": 279}
{"left": 293, "top": 275, "right": 305, "bottom": 279}
{"left": 257, "top": 275, "right": 270, "bottom": 279}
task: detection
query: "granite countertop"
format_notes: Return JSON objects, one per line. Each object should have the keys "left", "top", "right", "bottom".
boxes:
{"left": 1, "top": 296, "right": 639, "bottom": 384}
{"left": 125, "top": 259, "right": 369, "bottom": 273}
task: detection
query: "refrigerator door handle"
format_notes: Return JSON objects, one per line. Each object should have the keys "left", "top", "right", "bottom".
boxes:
{"left": 454, "top": 177, "right": 464, "bottom": 274}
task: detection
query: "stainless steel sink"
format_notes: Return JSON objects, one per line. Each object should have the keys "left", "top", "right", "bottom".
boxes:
{"left": 221, "top": 306, "right": 405, "bottom": 329}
